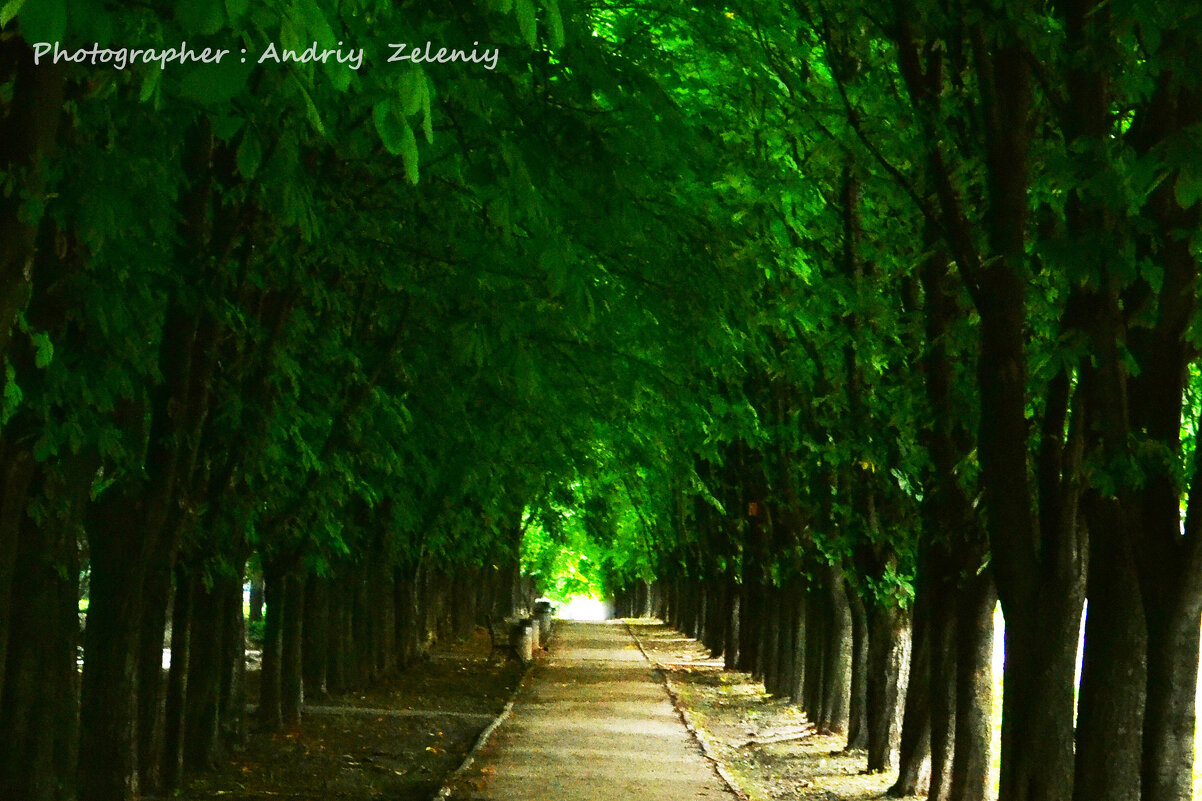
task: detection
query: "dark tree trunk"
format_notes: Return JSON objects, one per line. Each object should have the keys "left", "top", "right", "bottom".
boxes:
{"left": 866, "top": 603, "right": 909, "bottom": 772}
{"left": 302, "top": 573, "right": 329, "bottom": 701}
{"left": 776, "top": 583, "right": 796, "bottom": 699}
{"left": 723, "top": 578, "right": 740, "bottom": 670}
{"left": 762, "top": 587, "right": 782, "bottom": 695}
{"left": 738, "top": 572, "right": 760, "bottom": 674}
{"left": 948, "top": 572, "right": 995, "bottom": 801}
{"left": 819, "top": 564, "right": 852, "bottom": 734}
{"left": 0, "top": 479, "right": 80, "bottom": 801}
{"left": 136, "top": 544, "right": 176, "bottom": 795}
{"left": 78, "top": 495, "right": 148, "bottom": 801}
{"left": 326, "top": 578, "right": 348, "bottom": 695}
{"left": 705, "top": 578, "right": 725, "bottom": 658}
{"left": 0, "top": 449, "right": 35, "bottom": 715}
{"left": 927, "top": 577, "right": 957, "bottom": 801}
{"left": 184, "top": 570, "right": 224, "bottom": 771}
{"left": 803, "top": 584, "right": 826, "bottom": 720}
{"left": 1140, "top": 589, "right": 1202, "bottom": 801}
{"left": 889, "top": 574, "right": 932, "bottom": 797}
{"left": 258, "top": 558, "right": 284, "bottom": 731}
{"left": 845, "top": 585, "right": 869, "bottom": 750}
{"left": 789, "top": 583, "right": 806, "bottom": 703}
{"left": 218, "top": 569, "right": 247, "bottom": 750}
{"left": 281, "top": 572, "right": 305, "bottom": 729}
{"left": 395, "top": 561, "right": 423, "bottom": 669}
{"left": 1073, "top": 496, "right": 1145, "bottom": 801}
{"left": 162, "top": 565, "right": 191, "bottom": 792}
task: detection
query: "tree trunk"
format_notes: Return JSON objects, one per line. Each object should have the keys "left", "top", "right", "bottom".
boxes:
{"left": 162, "top": 565, "right": 191, "bottom": 792}
{"left": 866, "top": 603, "right": 909, "bottom": 772}
{"left": 0, "top": 482, "right": 80, "bottom": 801}
{"left": 790, "top": 583, "right": 806, "bottom": 703}
{"left": 889, "top": 573, "right": 931, "bottom": 797}
{"left": 804, "top": 584, "right": 826, "bottom": 720}
{"left": 948, "top": 572, "right": 995, "bottom": 801}
{"left": 927, "top": 577, "right": 957, "bottom": 801}
{"left": 819, "top": 564, "right": 852, "bottom": 734}
{"left": 136, "top": 544, "right": 176, "bottom": 794}
{"left": 0, "top": 448, "right": 35, "bottom": 716}
{"left": 303, "top": 573, "right": 329, "bottom": 701}
{"left": 776, "top": 583, "right": 796, "bottom": 699}
{"left": 846, "top": 585, "right": 869, "bottom": 750}
{"left": 762, "top": 586, "right": 782, "bottom": 695}
{"left": 281, "top": 571, "right": 305, "bottom": 729}
{"left": 184, "top": 570, "right": 224, "bottom": 771}
{"left": 258, "top": 558, "right": 284, "bottom": 731}
{"left": 218, "top": 568, "right": 247, "bottom": 750}
{"left": 724, "top": 578, "right": 740, "bottom": 671}
{"left": 78, "top": 494, "right": 148, "bottom": 801}
{"left": 1140, "top": 589, "right": 1202, "bottom": 801}
{"left": 1074, "top": 495, "right": 1145, "bottom": 801}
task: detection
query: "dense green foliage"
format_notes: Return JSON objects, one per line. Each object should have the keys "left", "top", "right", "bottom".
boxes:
{"left": 4, "top": 1, "right": 1202, "bottom": 800}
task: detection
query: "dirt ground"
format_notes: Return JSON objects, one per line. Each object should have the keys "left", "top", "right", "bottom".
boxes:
{"left": 179, "top": 628, "right": 524, "bottom": 801}
{"left": 627, "top": 621, "right": 897, "bottom": 801}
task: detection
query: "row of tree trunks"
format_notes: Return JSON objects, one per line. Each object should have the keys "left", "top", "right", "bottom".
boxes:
{"left": 636, "top": 544, "right": 996, "bottom": 789}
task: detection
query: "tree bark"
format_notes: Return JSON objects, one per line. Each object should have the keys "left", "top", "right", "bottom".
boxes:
{"left": 162, "top": 565, "right": 191, "bottom": 792}
{"left": 0, "top": 473, "right": 80, "bottom": 801}
{"left": 819, "top": 564, "right": 852, "bottom": 734}
{"left": 724, "top": 578, "right": 740, "bottom": 671}
{"left": 78, "top": 493, "right": 148, "bottom": 801}
{"left": 948, "top": 571, "right": 995, "bottom": 801}
{"left": 281, "top": 571, "right": 305, "bottom": 729}
{"left": 866, "top": 603, "right": 909, "bottom": 772}
{"left": 1074, "top": 495, "right": 1145, "bottom": 801}
{"left": 845, "top": 585, "right": 869, "bottom": 750}
{"left": 258, "top": 557, "right": 284, "bottom": 731}
{"left": 184, "top": 570, "right": 224, "bottom": 771}
{"left": 889, "top": 574, "right": 931, "bottom": 797}
{"left": 303, "top": 573, "right": 329, "bottom": 701}
{"left": 927, "top": 576, "right": 957, "bottom": 801}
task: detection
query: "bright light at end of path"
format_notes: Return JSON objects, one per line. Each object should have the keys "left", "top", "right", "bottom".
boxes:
{"left": 557, "top": 596, "right": 613, "bottom": 621}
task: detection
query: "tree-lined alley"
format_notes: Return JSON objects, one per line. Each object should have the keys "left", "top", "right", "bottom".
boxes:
{"left": 2, "top": 2, "right": 1202, "bottom": 801}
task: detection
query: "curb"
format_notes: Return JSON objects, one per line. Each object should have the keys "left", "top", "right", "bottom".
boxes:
{"left": 432, "top": 624, "right": 552, "bottom": 800}
{"left": 623, "top": 620, "right": 750, "bottom": 801}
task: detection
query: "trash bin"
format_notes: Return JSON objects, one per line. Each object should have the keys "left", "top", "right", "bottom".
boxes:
{"left": 510, "top": 618, "right": 534, "bottom": 663}
{"left": 534, "top": 601, "right": 553, "bottom": 643}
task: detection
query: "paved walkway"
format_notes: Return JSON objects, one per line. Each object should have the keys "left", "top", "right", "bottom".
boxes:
{"left": 446, "top": 620, "right": 736, "bottom": 800}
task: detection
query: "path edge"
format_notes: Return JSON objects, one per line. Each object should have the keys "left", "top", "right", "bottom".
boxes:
{"left": 431, "top": 626, "right": 551, "bottom": 800}
{"left": 623, "top": 619, "right": 750, "bottom": 801}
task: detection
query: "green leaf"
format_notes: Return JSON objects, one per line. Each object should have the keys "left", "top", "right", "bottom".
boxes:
{"left": 296, "top": 80, "right": 327, "bottom": 138}
{"left": 421, "top": 81, "right": 434, "bottom": 144}
{"left": 297, "top": 0, "right": 336, "bottom": 45}
{"left": 138, "top": 68, "right": 161, "bottom": 103}
{"left": 178, "top": 58, "right": 251, "bottom": 105}
{"left": 373, "top": 99, "right": 404, "bottom": 155}
{"left": 17, "top": 0, "right": 65, "bottom": 41}
{"left": 237, "top": 131, "right": 263, "bottom": 178}
{"left": 541, "top": 0, "right": 564, "bottom": 49}
{"left": 398, "top": 119, "right": 419, "bottom": 185}
{"left": 225, "top": 0, "right": 250, "bottom": 23}
{"left": 399, "top": 68, "right": 425, "bottom": 117}
{"left": 516, "top": 0, "right": 537, "bottom": 47}
{"left": 177, "top": 0, "right": 225, "bottom": 36}
{"left": 1174, "top": 167, "right": 1202, "bottom": 210}
{"left": 32, "top": 332, "right": 53, "bottom": 368}
{"left": 0, "top": 0, "right": 26, "bottom": 28}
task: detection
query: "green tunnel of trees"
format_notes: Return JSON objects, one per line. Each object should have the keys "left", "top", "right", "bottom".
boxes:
{"left": 3, "top": 1, "right": 1202, "bottom": 801}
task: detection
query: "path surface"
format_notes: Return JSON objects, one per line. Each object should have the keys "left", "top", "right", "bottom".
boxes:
{"left": 446, "top": 620, "right": 737, "bottom": 800}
